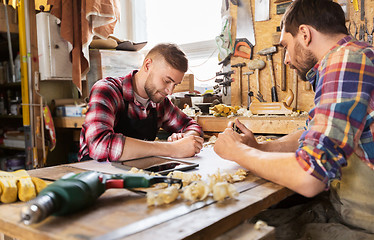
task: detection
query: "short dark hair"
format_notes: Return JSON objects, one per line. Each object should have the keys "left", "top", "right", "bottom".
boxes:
{"left": 145, "top": 43, "right": 188, "bottom": 73}
{"left": 281, "top": 0, "right": 348, "bottom": 36}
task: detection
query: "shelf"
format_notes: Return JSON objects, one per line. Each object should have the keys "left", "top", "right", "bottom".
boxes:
{"left": 0, "top": 82, "right": 21, "bottom": 88}
{"left": 0, "top": 144, "right": 24, "bottom": 151}
{"left": 0, "top": 115, "right": 22, "bottom": 119}
{"left": 54, "top": 117, "right": 85, "bottom": 128}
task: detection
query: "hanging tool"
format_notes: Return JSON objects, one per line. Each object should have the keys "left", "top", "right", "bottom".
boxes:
{"left": 361, "top": 0, "right": 365, "bottom": 21}
{"left": 243, "top": 71, "right": 254, "bottom": 109}
{"left": 256, "top": 92, "right": 266, "bottom": 102}
{"left": 349, "top": 21, "right": 358, "bottom": 39}
{"left": 247, "top": 59, "right": 266, "bottom": 100}
{"left": 255, "top": 0, "right": 270, "bottom": 22}
{"left": 216, "top": 70, "right": 234, "bottom": 96}
{"left": 291, "top": 69, "right": 298, "bottom": 110}
{"left": 233, "top": 0, "right": 255, "bottom": 59}
{"left": 272, "top": 26, "right": 286, "bottom": 91}
{"left": 352, "top": 0, "right": 358, "bottom": 11}
{"left": 20, "top": 171, "right": 182, "bottom": 225}
{"left": 232, "top": 63, "right": 246, "bottom": 106}
{"left": 258, "top": 46, "right": 278, "bottom": 102}
{"left": 368, "top": 17, "right": 374, "bottom": 45}
{"left": 359, "top": 24, "right": 365, "bottom": 41}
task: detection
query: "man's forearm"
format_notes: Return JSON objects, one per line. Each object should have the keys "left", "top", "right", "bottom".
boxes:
{"left": 259, "top": 129, "right": 304, "bottom": 152}
{"left": 234, "top": 147, "right": 324, "bottom": 197}
{"left": 120, "top": 137, "right": 171, "bottom": 160}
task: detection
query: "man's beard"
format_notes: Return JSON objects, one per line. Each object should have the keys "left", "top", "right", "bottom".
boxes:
{"left": 290, "top": 41, "right": 318, "bottom": 81}
{"left": 144, "top": 74, "right": 165, "bottom": 103}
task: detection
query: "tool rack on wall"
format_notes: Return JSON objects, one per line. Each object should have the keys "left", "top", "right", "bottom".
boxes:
{"left": 229, "top": 0, "right": 373, "bottom": 114}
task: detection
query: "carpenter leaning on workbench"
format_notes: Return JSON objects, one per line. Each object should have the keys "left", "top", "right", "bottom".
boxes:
{"left": 214, "top": 0, "right": 374, "bottom": 238}
{"left": 79, "top": 43, "right": 204, "bottom": 162}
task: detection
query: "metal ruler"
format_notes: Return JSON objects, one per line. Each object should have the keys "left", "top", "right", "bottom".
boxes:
{"left": 92, "top": 178, "right": 267, "bottom": 240}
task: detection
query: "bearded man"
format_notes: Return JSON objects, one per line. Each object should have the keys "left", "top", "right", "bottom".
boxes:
{"left": 79, "top": 43, "right": 203, "bottom": 162}
{"left": 214, "top": 0, "right": 374, "bottom": 238}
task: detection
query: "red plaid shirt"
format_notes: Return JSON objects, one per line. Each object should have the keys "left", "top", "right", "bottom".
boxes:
{"left": 79, "top": 71, "right": 203, "bottom": 161}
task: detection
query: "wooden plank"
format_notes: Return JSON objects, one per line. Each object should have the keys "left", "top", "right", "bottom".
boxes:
{"left": 125, "top": 182, "right": 292, "bottom": 240}
{"left": 0, "top": 4, "right": 18, "bottom": 33}
{"left": 197, "top": 115, "right": 307, "bottom": 134}
{"left": 53, "top": 115, "right": 307, "bottom": 135}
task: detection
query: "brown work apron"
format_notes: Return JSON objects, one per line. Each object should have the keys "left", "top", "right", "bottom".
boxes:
{"left": 251, "top": 154, "right": 374, "bottom": 240}
{"left": 330, "top": 153, "right": 374, "bottom": 233}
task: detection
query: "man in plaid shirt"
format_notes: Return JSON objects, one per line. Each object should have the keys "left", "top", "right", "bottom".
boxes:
{"left": 214, "top": 0, "right": 374, "bottom": 238}
{"left": 79, "top": 43, "right": 203, "bottom": 162}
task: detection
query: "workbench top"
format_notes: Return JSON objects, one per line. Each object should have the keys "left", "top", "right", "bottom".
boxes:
{"left": 0, "top": 147, "right": 293, "bottom": 240}
{"left": 54, "top": 115, "right": 308, "bottom": 134}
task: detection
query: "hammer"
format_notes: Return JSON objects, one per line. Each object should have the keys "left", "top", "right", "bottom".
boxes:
{"left": 232, "top": 62, "right": 246, "bottom": 106}
{"left": 244, "top": 71, "right": 254, "bottom": 109}
{"left": 258, "top": 46, "right": 278, "bottom": 102}
{"left": 247, "top": 59, "right": 265, "bottom": 100}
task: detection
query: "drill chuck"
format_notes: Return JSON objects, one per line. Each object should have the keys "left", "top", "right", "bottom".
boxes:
{"left": 21, "top": 192, "right": 58, "bottom": 225}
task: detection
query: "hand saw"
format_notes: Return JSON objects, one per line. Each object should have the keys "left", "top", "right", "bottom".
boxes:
{"left": 234, "top": 0, "right": 255, "bottom": 59}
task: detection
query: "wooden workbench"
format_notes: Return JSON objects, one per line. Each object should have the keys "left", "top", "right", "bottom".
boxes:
{"left": 54, "top": 115, "right": 307, "bottom": 134}
{"left": 0, "top": 147, "right": 293, "bottom": 240}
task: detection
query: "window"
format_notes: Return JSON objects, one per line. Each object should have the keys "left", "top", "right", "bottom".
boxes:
{"left": 145, "top": 0, "right": 222, "bottom": 92}
{"left": 114, "top": 0, "right": 223, "bottom": 92}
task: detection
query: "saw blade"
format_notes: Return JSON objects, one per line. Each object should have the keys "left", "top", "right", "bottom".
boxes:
{"left": 236, "top": 0, "right": 255, "bottom": 46}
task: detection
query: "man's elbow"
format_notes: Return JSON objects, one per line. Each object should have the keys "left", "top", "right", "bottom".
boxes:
{"left": 295, "top": 175, "right": 325, "bottom": 198}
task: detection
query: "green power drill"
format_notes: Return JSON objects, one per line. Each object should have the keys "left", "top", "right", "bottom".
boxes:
{"left": 20, "top": 171, "right": 182, "bottom": 225}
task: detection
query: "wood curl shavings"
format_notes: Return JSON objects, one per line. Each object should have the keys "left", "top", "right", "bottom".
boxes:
{"left": 208, "top": 168, "right": 248, "bottom": 190}
{"left": 182, "top": 181, "right": 210, "bottom": 202}
{"left": 167, "top": 171, "right": 202, "bottom": 187}
{"left": 146, "top": 185, "right": 179, "bottom": 206}
{"left": 254, "top": 220, "right": 268, "bottom": 230}
{"left": 212, "top": 182, "right": 239, "bottom": 202}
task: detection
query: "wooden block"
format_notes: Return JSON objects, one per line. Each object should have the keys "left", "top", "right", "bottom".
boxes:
{"left": 249, "top": 102, "right": 294, "bottom": 115}
{"left": 174, "top": 74, "right": 194, "bottom": 93}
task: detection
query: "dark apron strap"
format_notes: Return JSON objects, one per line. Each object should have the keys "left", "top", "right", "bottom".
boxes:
{"left": 114, "top": 100, "right": 159, "bottom": 141}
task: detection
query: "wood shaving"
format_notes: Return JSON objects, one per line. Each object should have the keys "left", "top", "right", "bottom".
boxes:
{"left": 182, "top": 181, "right": 210, "bottom": 202}
{"left": 167, "top": 171, "right": 202, "bottom": 187}
{"left": 146, "top": 185, "right": 179, "bottom": 206}
{"left": 136, "top": 168, "right": 247, "bottom": 206}
{"left": 208, "top": 168, "right": 248, "bottom": 190}
{"left": 254, "top": 220, "right": 268, "bottom": 230}
{"left": 203, "top": 135, "right": 217, "bottom": 147}
{"left": 212, "top": 182, "right": 239, "bottom": 202}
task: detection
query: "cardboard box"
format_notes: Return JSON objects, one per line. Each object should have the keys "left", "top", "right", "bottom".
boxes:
{"left": 56, "top": 105, "right": 85, "bottom": 117}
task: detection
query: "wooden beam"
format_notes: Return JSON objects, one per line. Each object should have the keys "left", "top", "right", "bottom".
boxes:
{"left": 197, "top": 115, "right": 307, "bottom": 134}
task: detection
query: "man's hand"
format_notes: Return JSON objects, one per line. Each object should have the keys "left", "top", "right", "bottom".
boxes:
{"left": 229, "top": 119, "right": 260, "bottom": 149}
{"left": 214, "top": 127, "right": 250, "bottom": 161}
{"left": 169, "top": 135, "right": 204, "bottom": 158}
{"left": 167, "top": 130, "right": 201, "bottom": 142}
{"left": 167, "top": 132, "right": 185, "bottom": 142}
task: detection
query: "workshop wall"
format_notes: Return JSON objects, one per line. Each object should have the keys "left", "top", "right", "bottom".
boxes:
{"left": 229, "top": 0, "right": 373, "bottom": 112}
{"left": 230, "top": 0, "right": 316, "bottom": 111}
